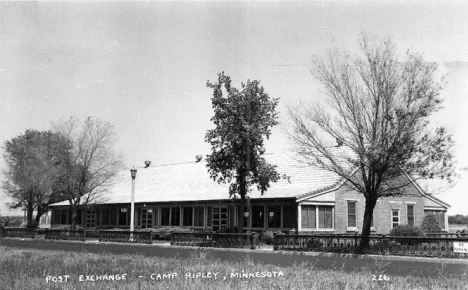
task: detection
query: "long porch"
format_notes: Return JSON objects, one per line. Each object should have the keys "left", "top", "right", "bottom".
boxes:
{"left": 51, "top": 199, "right": 299, "bottom": 232}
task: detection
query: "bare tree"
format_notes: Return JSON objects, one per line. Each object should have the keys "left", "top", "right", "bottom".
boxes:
{"left": 53, "top": 116, "right": 122, "bottom": 229}
{"left": 287, "top": 36, "right": 456, "bottom": 250}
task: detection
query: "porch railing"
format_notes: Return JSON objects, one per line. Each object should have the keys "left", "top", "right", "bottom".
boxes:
{"left": 98, "top": 230, "right": 153, "bottom": 244}
{"left": 44, "top": 229, "right": 86, "bottom": 241}
{"left": 1, "top": 227, "right": 35, "bottom": 239}
{"left": 170, "top": 232, "right": 258, "bottom": 249}
{"left": 274, "top": 234, "right": 468, "bottom": 258}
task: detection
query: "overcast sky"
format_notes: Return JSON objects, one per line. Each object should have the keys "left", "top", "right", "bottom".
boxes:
{"left": 1, "top": 1, "right": 467, "bottom": 215}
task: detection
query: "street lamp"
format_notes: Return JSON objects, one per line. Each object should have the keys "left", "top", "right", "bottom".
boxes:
{"left": 130, "top": 168, "right": 137, "bottom": 233}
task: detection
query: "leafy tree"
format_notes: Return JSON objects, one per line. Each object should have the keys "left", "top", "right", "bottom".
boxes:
{"left": 287, "top": 36, "right": 455, "bottom": 250}
{"left": 53, "top": 116, "right": 122, "bottom": 229}
{"left": 421, "top": 214, "right": 442, "bottom": 233}
{"left": 2, "top": 130, "right": 68, "bottom": 228}
{"left": 205, "top": 72, "right": 280, "bottom": 232}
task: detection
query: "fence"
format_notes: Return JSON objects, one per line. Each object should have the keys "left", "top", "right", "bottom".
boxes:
{"left": 45, "top": 229, "right": 86, "bottom": 241}
{"left": 1, "top": 227, "right": 35, "bottom": 239}
{"left": 171, "top": 232, "right": 258, "bottom": 249}
{"left": 99, "top": 230, "right": 153, "bottom": 244}
{"left": 274, "top": 234, "right": 468, "bottom": 258}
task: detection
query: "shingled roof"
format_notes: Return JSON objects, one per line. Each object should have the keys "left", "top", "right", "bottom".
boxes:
{"left": 51, "top": 148, "right": 357, "bottom": 206}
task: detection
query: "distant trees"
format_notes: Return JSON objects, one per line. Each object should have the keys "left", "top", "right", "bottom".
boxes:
{"left": 2, "top": 130, "right": 69, "bottom": 228}
{"left": 53, "top": 117, "right": 122, "bottom": 230}
{"left": 205, "top": 72, "right": 280, "bottom": 232}
{"left": 449, "top": 214, "right": 468, "bottom": 225}
{"left": 287, "top": 35, "right": 455, "bottom": 250}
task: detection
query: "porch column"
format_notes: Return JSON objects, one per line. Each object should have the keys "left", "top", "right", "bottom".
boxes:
{"left": 444, "top": 211, "right": 449, "bottom": 231}
{"left": 297, "top": 204, "right": 302, "bottom": 232}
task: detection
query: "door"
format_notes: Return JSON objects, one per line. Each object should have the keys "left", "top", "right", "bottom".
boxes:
{"left": 141, "top": 208, "right": 154, "bottom": 229}
{"left": 212, "top": 207, "right": 228, "bottom": 231}
{"left": 86, "top": 210, "right": 96, "bottom": 228}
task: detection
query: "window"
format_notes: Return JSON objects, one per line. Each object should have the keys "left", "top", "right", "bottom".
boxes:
{"left": 268, "top": 205, "right": 281, "bottom": 228}
{"left": 347, "top": 201, "right": 357, "bottom": 228}
{"left": 301, "top": 205, "right": 334, "bottom": 229}
{"left": 52, "top": 210, "right": 60, "bottom": 224}
{"left": 282, "top": 205, "right": 296, "bottom": 228}
{"left": 170, "top": 207, "right": 180, "bottom": 226}
{"left": 102, "top": 208, "right": 110, "bottom": 226}
{"left": 318, "top": 207, "right": 333, "bottom": 229}
{"left": 243, "top": 207, "right": 249, "bottom": 228}
{"left": 109, "top": 208, "right": 116, "bottom": 225}
{"left": 76, "top": 209, "right": 82, "bottom": 226}
{"left": 251, "top": 206, "right": 265, "bottom": 228}
{"left": 207, "top": 207, "right": 212, "bottom": 227}
{"left": 392, "top": 209, "right": 400, "bottom": 228}
{"left": 301, "top": 205, "right": 316, "bottom": 229}
{"left": 119, "top": 207, "right": 128, "bottom": 226}
{"left": 160, "top": 207, "right": 170, "bottom": 226}
{"left": 183, "top": 207, "right": 193, "bottom": 226}
{"left": 194, "top": 207, "right": 204, "bottom": 227}
{"left": 407, "top": 205, "right": 414, "bottom": 227}
{"left": 60, "top": 210, "right": 67, "bottom": 225}
{"left": 424, "top": 210, "right": 445, "bottom": 230}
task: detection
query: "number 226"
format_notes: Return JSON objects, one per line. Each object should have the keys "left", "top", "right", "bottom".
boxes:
{"left": 371, "top": 274, "right": 390, "bottom": 281}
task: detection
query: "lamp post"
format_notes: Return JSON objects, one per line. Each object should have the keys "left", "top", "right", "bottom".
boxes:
{"left": 130, "top": 168, "right": 137, "bottom": 233}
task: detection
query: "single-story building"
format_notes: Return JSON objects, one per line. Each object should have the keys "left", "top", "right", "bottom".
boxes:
{"left": 49, "top": 148, "right": 450, "bottom": 234}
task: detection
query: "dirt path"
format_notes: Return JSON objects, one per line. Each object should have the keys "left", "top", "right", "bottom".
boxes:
{"left": 1, "top": 238, "right": 466, "bottom": 279}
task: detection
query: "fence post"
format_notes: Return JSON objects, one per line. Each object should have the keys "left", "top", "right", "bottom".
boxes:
{"left": 83, "top": 229, "right": 86, "bottom": 241}
{"left": 354, "top": 232, "right": 358, "bottom": 250}
{"left": 273, "top": 233, "right": 277, "bottom": 251}
{"left": 382, "top": 235, "right": 387, "bottom": 255}
{"left": 148, "top": 231, "right": 153, "bottom": 244}
{"left": 250, "top": 233, "right": 255, "bottom": 250}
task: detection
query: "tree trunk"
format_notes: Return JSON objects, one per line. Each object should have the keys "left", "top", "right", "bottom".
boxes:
{"left": 71, "top": 206, "right": 77, "bottom": 230}
{"left": 359, "top": 196, "right": 378, "bottom": 252}
{"left": 35, "top": 205, "right": 43, "bottom": 227}
{"left": 69, "top": 198, "right": 78, "bottom": 230}
{"left": 26, "top": 203, "right": 34, "bottom": 229}
{"left": 238, "top": 196, "right": 245, "bottom": 233}
{"left": 237, "top": 172, "right": 247, "bottom": 233}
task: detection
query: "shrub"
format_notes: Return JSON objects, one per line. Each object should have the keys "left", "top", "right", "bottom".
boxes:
{"left": 0, "top": 216, "right": 10, "bottom": 227}
{"left": 306, "top": 238, "right": 323, "bottom": 249}
{"left": 259, "top": 230, "right": 275, "bottom": 245}
{"left": 421, "top": 214, "right": 442, "bottom": 233}
{"left": 390, "top": 225, "right": 425, "bottom": 246}
{"left": 390, "top": 225, "right": 425, "bottom": 237}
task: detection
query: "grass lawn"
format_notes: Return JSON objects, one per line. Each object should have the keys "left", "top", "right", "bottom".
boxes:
{"left": 0, "top": 246, "right": 467, "bottom": 290}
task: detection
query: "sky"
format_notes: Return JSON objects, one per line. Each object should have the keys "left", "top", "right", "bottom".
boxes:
{"left": 0, "top": 1, "right": 467, "bottom": 215}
